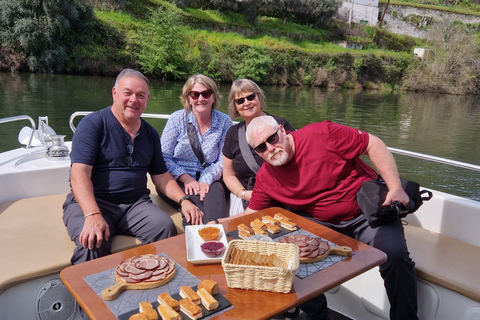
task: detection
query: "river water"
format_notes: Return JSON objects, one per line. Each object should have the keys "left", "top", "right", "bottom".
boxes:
{"left": 1, "top": 72, "right": 479, "bottom": 201}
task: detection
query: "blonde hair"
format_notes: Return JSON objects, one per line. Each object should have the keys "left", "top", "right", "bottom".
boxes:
{"left": 180, "top": 74, "right": 220, "bottom": 112}
{"left": 228, "top": 79, "right": 266, "bottom": 119}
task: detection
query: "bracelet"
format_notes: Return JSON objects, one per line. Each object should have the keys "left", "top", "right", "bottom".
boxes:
{"left": 241, "top": 190, "right": 246, "bottom": 200}
{"left": 85, "top": 211, "right": 101, "bottom": 218}
{"left": 179, "top": 195, "right": 192, "bottom": 206}
{"left": 235, "top": 188, "right": 245, "bottom": 198}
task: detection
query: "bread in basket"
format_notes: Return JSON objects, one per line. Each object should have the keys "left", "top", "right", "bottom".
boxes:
{"left": 221, "top": 240, "right": 299, "bottom": 293}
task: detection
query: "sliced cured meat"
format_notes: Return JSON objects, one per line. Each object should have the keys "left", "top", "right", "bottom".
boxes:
{"left": 279, "top": 234, "right": 329, "bottom": 259}
{"left": 116, "top": 268, "right": 129, "bottom": 278}
{"left": 319, "top": 241, "right": 330, "bottom": 251}
{"left": 307, "top": 249, "right": 319, "bottom": 258}
{"left": 158, "top": 258, "right": 168, "bottom": 270}
{"left": 129, "top": 270, "right": 153, "bottom": 281}
{"left": 144, "top": 272, "right": 167, "bottom": 282}
{"left": 136, "top": 258, "right": 160, "bottom": 270}
{"left": 124, "top": 263, "right": 147, "bottom": 275}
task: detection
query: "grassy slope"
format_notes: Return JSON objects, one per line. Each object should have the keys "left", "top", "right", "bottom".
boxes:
{"left": 92, "top": 0, "right": 421, "bottom": 87}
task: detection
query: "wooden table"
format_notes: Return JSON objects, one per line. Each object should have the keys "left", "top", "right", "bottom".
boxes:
{"left": 60, "top": 207, "right": 387, "bottom": 320}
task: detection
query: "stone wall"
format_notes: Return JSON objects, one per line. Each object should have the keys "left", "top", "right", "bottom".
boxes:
{"left": 336, "top": 0, "right": 380, "bottom": 26}
{"left": 380, "top": 4, "right": 480, "bottom": 38}
{"left": 336, "top": 1, "right": 480, "bottom": 39}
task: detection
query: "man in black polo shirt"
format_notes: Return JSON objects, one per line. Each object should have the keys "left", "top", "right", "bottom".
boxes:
{"left": 63, "top": 69, "right": 202, "bottom": 264}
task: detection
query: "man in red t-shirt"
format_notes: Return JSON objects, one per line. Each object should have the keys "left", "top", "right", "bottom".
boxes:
{"left": 244, "top": 116, "right": 418, "bottom": 320}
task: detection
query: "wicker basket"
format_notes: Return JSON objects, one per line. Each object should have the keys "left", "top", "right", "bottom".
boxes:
{"left": 221, "top": 240, "right": 299, "bottom": 293}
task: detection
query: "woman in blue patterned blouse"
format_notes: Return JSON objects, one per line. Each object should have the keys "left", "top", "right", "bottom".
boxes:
{"left": 160, "top": 74, "right": 232, "bottom": 224}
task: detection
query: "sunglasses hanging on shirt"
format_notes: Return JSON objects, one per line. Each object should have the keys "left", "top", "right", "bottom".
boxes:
{"left": 126, "top": 142, "right": 134, "bottom": 167}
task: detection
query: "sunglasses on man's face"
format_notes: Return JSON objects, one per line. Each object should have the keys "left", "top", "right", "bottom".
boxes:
{"left": 189, "top": 90, "right": 213, "bottom": 100}
{"left": 254, "top": 131, "right": 280, "bottom": 153}
{"left": 234, "top": 92, "right": 257, "bottom": 105}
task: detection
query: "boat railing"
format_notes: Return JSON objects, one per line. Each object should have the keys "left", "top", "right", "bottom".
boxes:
{"left": 0, "top": 115, "right": 36, "bottom": 149}
{"left": 387, "top": 147, "right": 480, "bottom": 172}
{"left": 69, "top": 111, "right": 172, "bottom": 133}
{"left": 69, "top": 111, "right": 480, "bottom": 173}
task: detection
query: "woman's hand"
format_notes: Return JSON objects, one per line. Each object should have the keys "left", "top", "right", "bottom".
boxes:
{"left": 198, "top": 182, "right": 209, "bottom": 201}
{"left": 180, "top": 174, "right": 200, "bottom": 196}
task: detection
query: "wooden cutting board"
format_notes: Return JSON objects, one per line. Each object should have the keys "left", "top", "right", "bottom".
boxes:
{"left": 101, "top": 255, "right": 176, "bottom": 301}
{"left": 300, "top": 245, "right": 352, "bottom": 264}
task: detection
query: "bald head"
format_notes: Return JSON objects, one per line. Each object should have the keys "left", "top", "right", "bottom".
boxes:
{"left": 245, "top": 115, "right": 279, "bottom": 148}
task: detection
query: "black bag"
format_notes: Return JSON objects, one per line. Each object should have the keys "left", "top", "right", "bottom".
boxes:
{"left": 356, "top": 176, "right": 433, "bottom": 228}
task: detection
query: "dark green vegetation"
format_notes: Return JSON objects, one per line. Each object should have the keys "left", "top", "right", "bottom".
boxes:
{"left": 1, "top": 0, "right": 479, "bottom": 94}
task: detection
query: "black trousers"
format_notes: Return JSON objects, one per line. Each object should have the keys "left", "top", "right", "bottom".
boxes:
{"left": 297, "top": 212, "right": 419, "bottom": 320}
{"left": 161, "top": 179, "right": 229, "bottom": 225}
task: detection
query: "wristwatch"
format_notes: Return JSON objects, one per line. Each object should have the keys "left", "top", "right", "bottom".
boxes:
{"left": 179, "top": 195, "right": 192, "bottom": 206}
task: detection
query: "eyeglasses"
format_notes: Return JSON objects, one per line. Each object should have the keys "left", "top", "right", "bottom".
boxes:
{"left": 253, "top": 130, "right": 280, "bottom": 153}
{"left": 126, "top": 143, "right": 134, "bottom": 167}
{"left": 189, "top": 90, "right": 213, "bottom": 100}
{"left": 234, "top": 92, "right": 257, "bottom": 105}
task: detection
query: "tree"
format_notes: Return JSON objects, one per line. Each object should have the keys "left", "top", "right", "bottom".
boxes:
{"left": 0, "top": 0, "right": 96, "bottom": 72}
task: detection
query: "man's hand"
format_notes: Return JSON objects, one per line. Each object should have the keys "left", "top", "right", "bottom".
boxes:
{"left": 383, "top": 187, "right": 410, "bottom": 209}
{"left": 79, "top": 214, "right": 110, "bottom": 250}
{"left": 182, "top": 200, "right": 204, "bottom": 225}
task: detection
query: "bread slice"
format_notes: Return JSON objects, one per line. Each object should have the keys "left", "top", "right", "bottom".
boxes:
{"left": 179, "top": 297, "right": 202, "bottom": 320}
{"left": 274, "top": 212, "right": 290, "bottom": 221}
{"left": 252, "top": 226, "right": 268, "bottom": 236}
{"left": 179, "top": 286, "right": 200, "bottom": 305}
{"left": 237, "top": 223, "right": 254, "bottom": 235}
{"left": 157, "top": 292, "right": 179, "bottom": 311}
{"left": 197, "top": 287, "right": 219, "bottom": 310}
{"left": 279, "top": 218, "right": 297, "bottom": 231}
{"left": 266, "top": 223, "right": 281, "bottom": 234}
{"left": 139, "top": 301, "right": 158, "bottom": 320}
{"left": 197, "top": 279, "right": 219, "bottom": 295}
{"left": 157, "top": 303, "right": 181, "bottom": 320}
{"left": 262, "top": 215, "right": 280, "bottom": 226}
{"left": 129, "top": 313, "right": 149, "bottom": 320}
{"left": 250, "top": 218, "right": 266, "bottom": 230}
{"left": 238, "top": 229, "right": 252, "bottom": 240}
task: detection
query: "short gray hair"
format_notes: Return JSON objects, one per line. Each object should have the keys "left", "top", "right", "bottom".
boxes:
{"left": 114, "top": 69, "right": 150, "bottom": 92}
{"left": 245, "top": 115, "right": 279, "bottom": 147}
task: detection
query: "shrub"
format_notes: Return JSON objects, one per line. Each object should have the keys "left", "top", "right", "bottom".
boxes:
{"left": 0, "top": 0, "right": 96, "bottom": 72}
{"left": 402, "top": 19, "right": 480, "bottom": 94}
{"left": 136, "top": 7, "right": 187, "bottom": 79}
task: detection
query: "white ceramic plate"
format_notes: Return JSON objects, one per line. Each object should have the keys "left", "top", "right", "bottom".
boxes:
{"left": 185, "top": 225, "right": 228, "bottom": 264}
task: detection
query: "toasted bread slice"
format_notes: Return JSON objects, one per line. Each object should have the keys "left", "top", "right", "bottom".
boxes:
{"left": 266, "top": 223, "right": 281, "bottom": 234}
{"left": 250, "top": 218, "right": 266, "bottom": 230}
{"left": 262, "top": 215, "right": 280, "bottom": 226}
{"left": 157, "top": 303, "right": 181, "bottom": 320}
{"left": 139, "top": 301, "right": 158, "bottom": 320}
{"left": 279, "top": 218, "right": 297, "bottom": 231}
{"left": 157, "top": 292, "right": 179, "bottom": 311}
{"left": 179, "top": 298, "right": 202, "bottom": 320}
{"left": 179, "top": 286, "right": 200, "bottom": 305}
{"left": 197, "top": 287, "right": 219, "bottom": 310}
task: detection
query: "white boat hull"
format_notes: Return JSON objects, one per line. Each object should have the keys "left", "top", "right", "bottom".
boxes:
{"left": 2, "top": 114, "right": 480, "bottom": 320}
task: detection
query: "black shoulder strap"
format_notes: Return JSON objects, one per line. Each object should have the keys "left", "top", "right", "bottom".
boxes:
{"left": 238, "top": 122, "right": 260, "bottom": 174}
{"left": 186, "top": 112, "right": 206, "bottom": 167}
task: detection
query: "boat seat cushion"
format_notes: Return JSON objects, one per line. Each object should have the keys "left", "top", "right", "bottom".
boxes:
{"left": 0, "top": 191, "right": 183, "bottom": 294}
{"left": 404, "top": 224, "right": 480, "bottom": 303}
